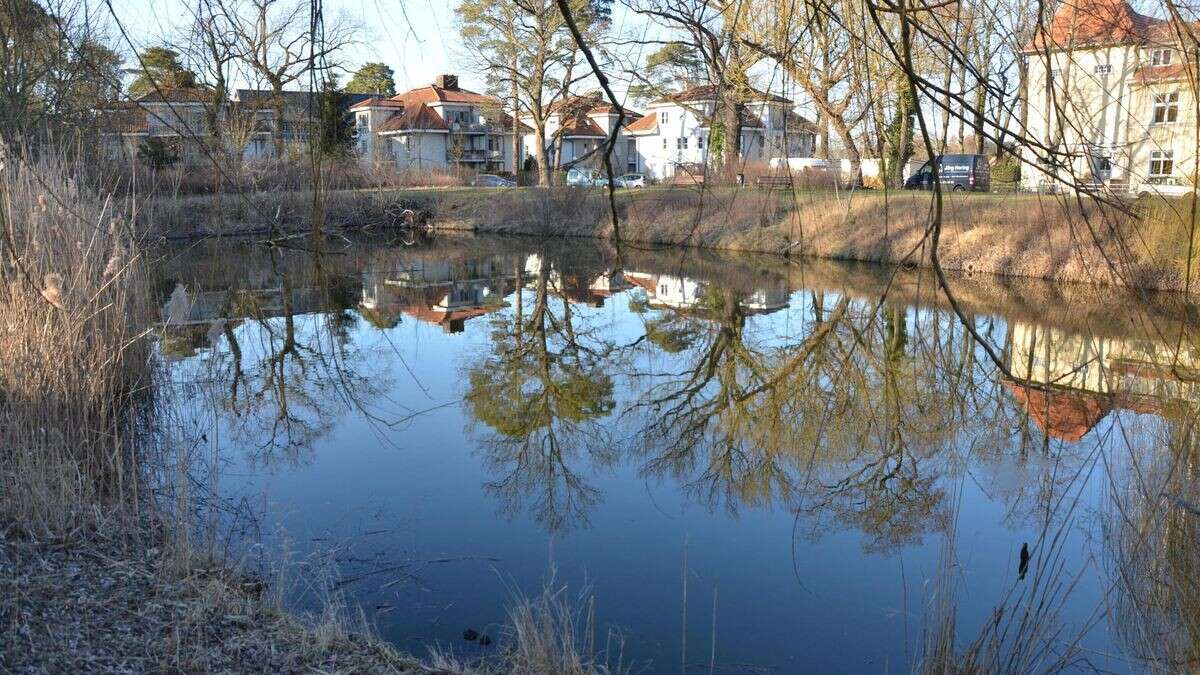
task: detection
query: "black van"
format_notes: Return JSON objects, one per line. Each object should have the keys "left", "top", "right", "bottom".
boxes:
{"left": 904, "top": 154, "right": 991, "bottom": 191}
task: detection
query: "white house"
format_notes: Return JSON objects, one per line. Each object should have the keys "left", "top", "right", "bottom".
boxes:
{"left": 352, "top": 74, "right": 526, "bottom": 173}
{"left": 624, "top": 85, "right": 817, "bottom": 180}
{"left": 1021, "top": 0, "right": 1199, "bottom": 195}
{"left": 518, "top": 95, "right": 645, "bottom": 173}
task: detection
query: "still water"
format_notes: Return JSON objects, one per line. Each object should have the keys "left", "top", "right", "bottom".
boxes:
{"left": 156, "top": 234, "right": 1200, "bottom": 673}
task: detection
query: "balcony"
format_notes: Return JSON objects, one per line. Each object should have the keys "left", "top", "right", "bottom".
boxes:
{"left": 448, "top": 121, "right": 492, "bottom": 134}
{"left": 450, "top": 149, "right": 503, "bottom": 162}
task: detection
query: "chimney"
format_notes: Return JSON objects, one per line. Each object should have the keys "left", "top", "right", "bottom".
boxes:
{"left": 435, "top": 74, "right": 459, "bottom": 90}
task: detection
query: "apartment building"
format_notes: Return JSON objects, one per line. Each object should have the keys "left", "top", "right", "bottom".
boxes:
{"left": 97, "top": 87, "right": 346, "bottom": 165}
{"left": 1022, "top": 0, "right": 1198, "bottom": 195}
{"left": 352, "top": 75, "right": 526, "bottom": 172}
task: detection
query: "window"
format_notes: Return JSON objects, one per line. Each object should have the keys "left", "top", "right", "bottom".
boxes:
{"left": 1094, "top": 63, "right": 1112, "bottom": 74}
{"left": 659, "top": 111, "right": 669, "bottom": 123}
{"left": 1152, "top": 92, "right": 1179, "bottom": 124}
{"left": 1149, "top": 150, "right": 1174, "bottom": 177}
{"left": 698, "top": 136, "right": 705, "bottom": 150}
{"left": 676, "top": 137, "right": 688, "bottom": 149}
{"left": 1151, "top": 48, "right": 1174, "bottom": 66}
{"left": 662, "top": 137, "right": 668, "bottom": 149}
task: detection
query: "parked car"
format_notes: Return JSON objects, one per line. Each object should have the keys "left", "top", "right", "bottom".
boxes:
{"left": 904, "top": 154, "right": 991, "bottom": 191}
{"left": 566, "top": 168, "right": 608, "bottom": 187}
{"left": 615, "top": 173, "right": 646, "bottom": 188}
{"left": 472, "top": 174, "right": 516, "bottom": 188}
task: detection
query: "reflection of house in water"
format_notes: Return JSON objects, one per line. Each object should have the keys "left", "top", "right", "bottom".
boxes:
{"left": 359, "top": 255, "right": 521, "bottom": 333}
{"left": 1003, "top": 321, "right": 1200, "bottom": 441}
{"left": 623, "top": 271, "right": 790, "bottom": 315}
{"left": 521, "top": 254, "right": 631, "bottom": 307}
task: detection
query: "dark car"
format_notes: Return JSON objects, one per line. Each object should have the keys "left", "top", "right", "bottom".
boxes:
{"left": 904, "top": 154, "right": 991, "bottom": 192}
{"left": 472, "top": 174, "right": 516, "bottom": 188}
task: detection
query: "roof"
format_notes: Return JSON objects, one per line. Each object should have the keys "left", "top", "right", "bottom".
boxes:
{"left": 549, "top": 94, "right": 640, "bottom": 117}
{"left": 650, "top": 84, "right": 790, "bottom": 106}
{"left": 1023, "top": 0, "right": 1164, "bottom": 52}
{"left": 134, "top": 87, "right": 211, "bottom": 104}
{"left": 555, "top": 114, "right": 607, "bottom": 138}
{"left": 1132, "top": 62, "right": 1195, "bottom": 84}
{"left": 377, "top": 103, "right": 449, "bottom": 132}
{"left": 624, "top": 114, "right": 658, "bottom": 134}
{"left": 699, "top": 108, "right": 766, "bottom": 129}
{"left": 398, "top": 83, "right": 500, "bottom": 106}
{"left": 349, "top": 96, "right": 406, "bottom": 111}
{"left": 234, "top": 89, "right": 319, "bottom": 108}
{"left": 97, "top": 104, "right": 149, "bottom": 133}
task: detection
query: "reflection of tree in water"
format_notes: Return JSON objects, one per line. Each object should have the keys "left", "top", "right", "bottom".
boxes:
{"left": 464, "top": 254, "right": 619, "bottom": 532}
{"left": 1111, "top": 417, "right": 1200, "bottom": 672}
{"left": 631, "top": 286, "right": 1009, "bottom": 551}
{"left": 171, "top": 246, "right": 387, "bottom": 467}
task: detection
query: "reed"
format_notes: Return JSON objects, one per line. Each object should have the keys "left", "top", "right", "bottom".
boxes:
{"left": 0, "top": 146, "right": 157, "bottom": 538}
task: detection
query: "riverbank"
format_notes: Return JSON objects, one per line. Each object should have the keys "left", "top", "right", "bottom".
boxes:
{"left": 0, "top": 525, "right": 428, "bottom": 673}
{"left": 148, "top": 185, "right": 1200, "bottom": 294}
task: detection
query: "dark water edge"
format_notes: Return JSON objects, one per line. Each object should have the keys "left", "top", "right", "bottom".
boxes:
{"left": 153, "top": 232, "right": 1200, "bottom": 673}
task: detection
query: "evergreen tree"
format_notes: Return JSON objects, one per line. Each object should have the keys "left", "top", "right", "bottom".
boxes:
{"left": 128, "top": 46, "right": 197, "bottom": 98}
{"left": 345, "top": 62, "right": 396, "bottom": 96}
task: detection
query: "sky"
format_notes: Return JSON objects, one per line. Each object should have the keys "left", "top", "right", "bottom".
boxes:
{"left": 103, "top": 0, "right": 651, "bottom": 96}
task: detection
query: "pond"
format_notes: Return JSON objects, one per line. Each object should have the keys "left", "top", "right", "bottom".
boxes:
{"left": 156, "top": 233, "right": 1200, "bottom": 673}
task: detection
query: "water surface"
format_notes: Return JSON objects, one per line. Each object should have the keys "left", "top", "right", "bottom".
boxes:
{"left": 157, "top": 234, "right": 1200, "bottom": 673}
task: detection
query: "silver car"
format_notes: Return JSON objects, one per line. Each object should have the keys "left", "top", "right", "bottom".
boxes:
{"left": 472, "top": 174, "right": 516, "bottom": 188}
{"left": 615, "top": 173, "right": 646, "bottom": 188}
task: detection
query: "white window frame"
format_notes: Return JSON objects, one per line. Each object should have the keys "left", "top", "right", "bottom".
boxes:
{"left": 1151, "top": 48, "right": 1174, "bottom": 66}
{"left": 1149, "top": 150, "right": 1174, "bottom": 177}
{"left": 1152, "top": 92, "right": 1179, "bottom": 125}
{"left": 1094, "top": 63, "right": 1112, "bottom": 75}
{"left": 659, "top": 111, "right": 668, "bottom": 123}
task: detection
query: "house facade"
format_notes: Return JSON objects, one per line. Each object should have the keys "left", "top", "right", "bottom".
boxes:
{"left": 98, "top": 87, "right": 326, "bottom": 165}
{"left": 519, "top": 95, "right": 645, "bottom": 174}
{"left": 352, "top": 75, "right": 525, "bottom": 173}
{"left": 624, "top": 85, "right": 817, "bottom": 180}
{"left": 1021, "top": 0, "right": 1199, "bottom": 195}
{"left": 520, "top": 86, "right": 816, "bottom": 180}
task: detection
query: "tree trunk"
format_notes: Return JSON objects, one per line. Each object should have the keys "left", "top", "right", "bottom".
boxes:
{"left": 828, "top": 115, "right": 861, "bottom": 187}
{"left": 510, "top": 55, "right": 520, "bottom": 179}
{"left": 533, "top": 121, "right": 551, "bottom": 186}
{"left": 270, "top": 81, "right": 285, "bottom": 158}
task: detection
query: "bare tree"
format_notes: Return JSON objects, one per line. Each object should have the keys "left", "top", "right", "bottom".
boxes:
{"left": 220, "top": 0, "right": 355, "bottom": 156}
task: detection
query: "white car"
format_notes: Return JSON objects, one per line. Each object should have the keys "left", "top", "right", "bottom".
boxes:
{"left": 566, "top": 168, "right": 607, "bottom": 187}
{"left": 615, "top": 173, "right": 646, "bottom": 188}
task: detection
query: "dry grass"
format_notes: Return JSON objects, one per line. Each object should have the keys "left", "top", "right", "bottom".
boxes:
{"left": 0, "top": 524, "right": 432, "bottom": 674}
{"left": 0, "top": 148, "right": 156, "bottom": 538}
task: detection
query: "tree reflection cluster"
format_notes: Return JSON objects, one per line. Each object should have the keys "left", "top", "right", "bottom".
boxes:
{"left": 157, "top": 234, "right": 1200, "bottom": 670}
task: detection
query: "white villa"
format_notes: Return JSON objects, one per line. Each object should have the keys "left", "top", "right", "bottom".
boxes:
{"left": 519, "top": 85, "right": 817, "bottom": 180}
{"left": 624, "top": 85, "right": 817, "bottom": 180}
{"left": 1022, "top": 0, "right": 1199, "bottom": 195}
{"left": 352, "top": 75, "right": 526, "bottom": 173}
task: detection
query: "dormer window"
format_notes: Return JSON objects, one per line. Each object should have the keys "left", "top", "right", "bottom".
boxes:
{"left": 1151, "top": 48, "right": 1174, "bottom": 66}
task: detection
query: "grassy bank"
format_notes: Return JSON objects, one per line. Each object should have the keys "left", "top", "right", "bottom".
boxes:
{"left": 147, "top": 185, "right": 1200, "bottom": 294}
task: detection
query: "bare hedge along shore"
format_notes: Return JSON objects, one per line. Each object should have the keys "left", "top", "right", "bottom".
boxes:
{"left": 152, "top": 186, "right": 1200, "bottom": 295}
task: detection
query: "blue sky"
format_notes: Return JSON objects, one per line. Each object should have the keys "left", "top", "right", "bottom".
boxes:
{"left": 104, "top": 0, "right": 651, "bottom": 96}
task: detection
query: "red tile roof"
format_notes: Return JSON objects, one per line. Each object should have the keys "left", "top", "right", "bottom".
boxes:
{"left": 624, "top": 114, "right": 658, "bottom": 134}
{"left": 349, "top": 96, "right": 406, "bottom": 110}
{"left": 377, "top": 103, "right": 449, "bottom": 132}
{"left": 650, "top": 84, "right": 790, "bottom": 105}
{"left": 398, "top": 83, "right": 500, "bottom": 106}
{"left": 1023, "top": 0, "right": 1163, "bottom": 51}
{"left": 555, "top": 114, "right": 607, "bottom": 138}
{"left": 1132, "top": 62, "right": 1195, "bottom": 84}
